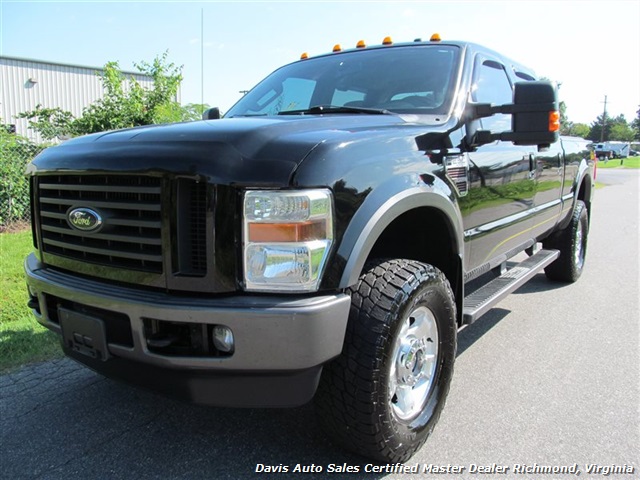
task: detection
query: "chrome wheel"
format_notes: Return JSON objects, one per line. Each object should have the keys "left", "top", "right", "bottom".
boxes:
{"left": 544, "top": 200, "right": 589, "bottom": 283}
{"left": 574, "top": 219, "right": 585, "bottom": 270}
{"left": 389, "top": 306, "right": 439, "bottom": 421}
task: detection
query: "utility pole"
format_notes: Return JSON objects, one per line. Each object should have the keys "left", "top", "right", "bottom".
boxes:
{"left": 201, "top": 8, "right": 204, "bottom": 114}
{"left": 600, "top": 95, "right": 607, "bottom": 142}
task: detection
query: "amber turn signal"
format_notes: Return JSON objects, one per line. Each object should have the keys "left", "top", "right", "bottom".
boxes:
{"left": 549, "top": 111, "right": 560, "bottom": 132}
{"left": 248, "top": 221, "right": 327, "bottom": 243}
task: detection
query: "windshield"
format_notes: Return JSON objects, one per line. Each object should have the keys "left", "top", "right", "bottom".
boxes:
{"left": 225, "top": 45, "right": 461, "bottom": 117}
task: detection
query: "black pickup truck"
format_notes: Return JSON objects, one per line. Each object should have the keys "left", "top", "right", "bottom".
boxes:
{"left": 25, "top": 36, "right": 594, "bottom": 462}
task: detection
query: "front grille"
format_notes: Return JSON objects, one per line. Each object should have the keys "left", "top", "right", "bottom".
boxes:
{"left": 175, "top": 179, "right": 208, "bottom": 276}
{"left": 189, "top": 182, "right": 208, "bottom": 274}
{"left": 38, "top": 175, "right": 164, "bottom": 273}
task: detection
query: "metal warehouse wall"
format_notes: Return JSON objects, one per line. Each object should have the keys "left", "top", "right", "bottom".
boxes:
{"left": 0, "top": 56, "right": 166, "bottom": 143}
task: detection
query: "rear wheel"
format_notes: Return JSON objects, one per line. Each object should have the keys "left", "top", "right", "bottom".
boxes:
{"left": 543, "top": 200, "right": 589, "bottom": 282}
{"left": 315, "top": 259, "right": 457, "bottom": 462}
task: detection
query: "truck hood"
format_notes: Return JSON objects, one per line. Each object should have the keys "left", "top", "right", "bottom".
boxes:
{"left": 29, "top": 115, "right": 445, "bottom": 185}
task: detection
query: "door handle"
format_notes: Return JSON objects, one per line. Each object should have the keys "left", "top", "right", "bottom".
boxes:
{"left": 529, "top": 154, "right": 536, "bottom": 178}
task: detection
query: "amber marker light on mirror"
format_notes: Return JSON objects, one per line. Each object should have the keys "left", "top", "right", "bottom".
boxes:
{"left": 549, "top": 111, "right": 560, "bottom": 132}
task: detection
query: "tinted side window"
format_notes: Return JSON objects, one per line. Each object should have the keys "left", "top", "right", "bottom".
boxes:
{"left": 472, "top": 60, "right": 513, "bottom": 133}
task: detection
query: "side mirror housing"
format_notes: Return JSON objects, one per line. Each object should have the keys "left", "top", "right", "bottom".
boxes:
{"left": 509, "top": 81, "right": 559, "bottom": 147}
{"left": 202, "top": 107, "right": 221, "bottom": 120}
{"left": 468, "top": 81, "right": 559, "bottom": 149}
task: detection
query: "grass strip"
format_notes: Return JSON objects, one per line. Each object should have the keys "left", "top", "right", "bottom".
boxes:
{"left": 596, "top": 156, "right": 640, "bottom": 169}
{"left": 0, "top": 230, "right": 62, "bottom": 372}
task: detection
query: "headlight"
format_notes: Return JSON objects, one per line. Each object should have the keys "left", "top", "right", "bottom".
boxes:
{"left": 243, "top": 189, "right": 333, "bottom": 292}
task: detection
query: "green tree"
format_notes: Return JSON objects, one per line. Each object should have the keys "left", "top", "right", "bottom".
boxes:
{"left": 18, "top": 52, "right": 184, "bottom": 141}
{"left": 559, "top": 101, "right": 574, "bottom": 135}
{"left": 15, "top": 106, "right": 75, "bottom": 140}
{"left": 609, "top": 120, "right": 635, "bottom": 142}
{"left": 589, "top": 113, "right": 634, "bottom": 142}
{"left": 588, "top": 113, "right": 609, "bottom": 142}
{"left": 569, "top": 123, "right": 590, "bottom": 139}
{"left": 153, "top": 103, "right": 210, "bottom": 124}
{"left": 631, "top": 107, "right": 640, "bottom": 141}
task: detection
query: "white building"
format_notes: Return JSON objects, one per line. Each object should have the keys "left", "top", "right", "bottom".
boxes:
{"left": 0, "top": 56, "right": 168, "bottom": 143}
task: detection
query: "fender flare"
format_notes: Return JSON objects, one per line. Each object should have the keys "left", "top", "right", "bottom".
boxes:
{"left": 574, "top": 158, "right": 595, "bottom": 202}
{"left": 559, "top": 159, "right": 594, "bottom": 231}
{"left": 337, "top": 176, "right": 464, "bottom": 289}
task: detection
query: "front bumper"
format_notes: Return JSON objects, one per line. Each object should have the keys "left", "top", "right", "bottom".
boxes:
{"left": 25, "top": 254, "right": 351, "bottom": 407}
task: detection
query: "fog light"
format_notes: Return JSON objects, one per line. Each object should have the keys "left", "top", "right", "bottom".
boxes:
{"left": 212, "top": 326, "right": 234, "bottom": 353}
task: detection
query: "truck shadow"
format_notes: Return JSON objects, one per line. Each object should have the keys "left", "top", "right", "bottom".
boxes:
{"left": 511, "top": 272, "right": 572, "bottom": 294}
{"left": 456, "top": 307, "right": 510, "bottom": 358}
{"left": 456, "top": 270, "right": 569, "bottom": 357}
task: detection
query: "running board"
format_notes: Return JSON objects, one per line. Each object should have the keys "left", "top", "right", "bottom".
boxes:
{"left": 463, "top": 249, "right": 559, "bottom": 324}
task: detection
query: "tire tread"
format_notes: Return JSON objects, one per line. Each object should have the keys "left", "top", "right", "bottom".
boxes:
{"left": 315, "top": 258, "right": 456, "bottom": 462}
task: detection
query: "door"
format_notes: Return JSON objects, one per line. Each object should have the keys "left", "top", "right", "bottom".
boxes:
{"left": 460, "top": 56, "right": 536, "bottom": 270}
{"left": 529, "top": 142, "right": 565, "bottom": 240}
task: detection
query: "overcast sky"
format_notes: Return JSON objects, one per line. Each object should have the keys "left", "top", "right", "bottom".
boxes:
{"left": 2, "top": 0, "right": 639, "bottom": 125}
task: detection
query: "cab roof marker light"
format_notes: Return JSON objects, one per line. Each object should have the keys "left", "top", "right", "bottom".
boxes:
{"left": 356, "top": 40, "right": 366, "bottom": 48}
{"left": 300, "top": 52, "right": 309, "bottom": 60}
{"left": 382, "top": 36, "right": 393, "bottom": 45}
{"left": 414, "top": 38, "right": 422, "bottom": 42}
{"left": 430, "top": 33, "right": 442, "bottom": 42}
{"left": 333, "top": 44, "right": 342, "bottom": 52}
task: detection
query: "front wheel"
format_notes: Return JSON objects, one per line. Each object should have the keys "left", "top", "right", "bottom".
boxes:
{"left": 543, "top": 200, "right": 589, "bottom": 282}
{"left": 315, "top": 259, "right": 457, "bottom": 462}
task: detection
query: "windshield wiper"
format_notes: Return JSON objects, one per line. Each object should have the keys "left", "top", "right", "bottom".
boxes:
{"left": 278, "top": 105, "right": 390, "bottom": 116}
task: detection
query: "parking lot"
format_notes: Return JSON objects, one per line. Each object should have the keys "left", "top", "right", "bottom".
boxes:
{"left": 1, "top": 169, "right": 638, "bottom": 480}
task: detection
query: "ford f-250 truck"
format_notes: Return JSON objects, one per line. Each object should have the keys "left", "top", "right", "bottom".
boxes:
{"left": 25, "top": 35, "right": 594, "bottom": 462}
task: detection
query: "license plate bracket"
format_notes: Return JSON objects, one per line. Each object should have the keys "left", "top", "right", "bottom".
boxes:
{"left": 59, "top": 307, "right": 111, "bottom": 361}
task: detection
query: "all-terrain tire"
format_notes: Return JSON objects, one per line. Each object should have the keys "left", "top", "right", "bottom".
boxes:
{"left": 543, "top": 200, "right": 589, "bottom": 282}
{"left": 315, "top": 259, "right": 457, "bottom": 463}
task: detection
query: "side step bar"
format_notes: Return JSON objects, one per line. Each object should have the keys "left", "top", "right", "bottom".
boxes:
{"left": 463, "top": 249, "right": 559, "bottom": 324}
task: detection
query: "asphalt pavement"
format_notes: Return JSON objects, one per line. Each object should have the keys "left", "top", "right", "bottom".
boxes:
{"left": 1, "top": 169, "right": 638, "bottom": 480}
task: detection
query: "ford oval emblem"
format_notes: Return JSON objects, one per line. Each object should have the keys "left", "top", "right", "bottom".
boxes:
{"left": 67, "top": 208, "right": 103, "bottom": 232}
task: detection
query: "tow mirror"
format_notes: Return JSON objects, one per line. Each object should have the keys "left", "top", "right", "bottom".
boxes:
{"left": 509, "top": 81, "right": 559, "bottom": 147}
{"left": 202, "top": 107, "right": 221, "bottom": 120}
{"left": 469, "top": 81, "right": 559, "bottom": 149}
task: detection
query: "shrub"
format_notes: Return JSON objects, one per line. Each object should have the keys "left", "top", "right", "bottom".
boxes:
{"left": 0, "top": 130, "right": 46, "bottom": 229}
